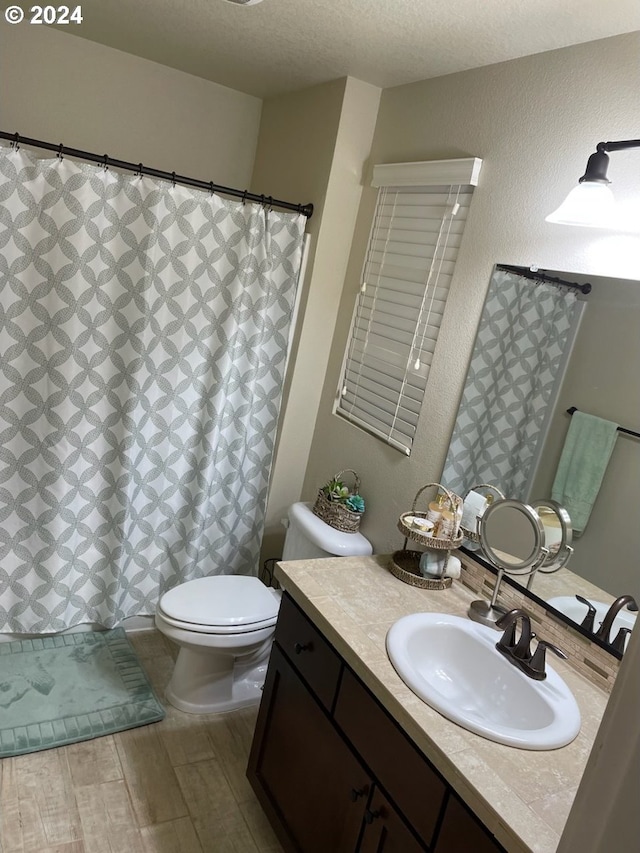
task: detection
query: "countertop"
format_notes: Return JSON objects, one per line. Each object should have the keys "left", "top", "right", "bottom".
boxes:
{"left": 275, "top": 554, "right": 609, "bottom": 853}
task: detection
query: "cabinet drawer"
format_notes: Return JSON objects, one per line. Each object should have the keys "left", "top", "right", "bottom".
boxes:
{"left": 274, "top": 593, "right": 342, "bottom": 711}
{"left": 335, "top": 667, "right": 446, "bottom": 848}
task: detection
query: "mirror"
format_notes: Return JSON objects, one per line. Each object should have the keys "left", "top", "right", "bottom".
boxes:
{"left": 468, "top": 498, "right": 550, "bottom": 628}
{"left": 478, "top": 499, "right": 546, "bottom": 575}
{"left": 531, "top": 500, "right": 573, "bottom": 573}
{"left": 444, "top": 264, "right": 640, "bottom": 649}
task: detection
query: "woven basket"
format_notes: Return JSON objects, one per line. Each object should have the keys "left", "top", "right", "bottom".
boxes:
{"left": 397, "top": 483, "right": 463, "bottom": 550}
{"left": 388, "top": 550, "right": 453, "bottom": 590}
{"left": 312, "top": 469, "right": 363, "bottom": 534}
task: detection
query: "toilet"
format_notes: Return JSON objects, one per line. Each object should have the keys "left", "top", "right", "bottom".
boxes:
{"left": 155, "top": 501, "right": 372, "bottom": 714}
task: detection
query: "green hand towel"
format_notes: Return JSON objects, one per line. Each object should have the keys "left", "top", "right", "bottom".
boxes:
{"left": 551, "top": 411, "right": 619, "bottom": 535}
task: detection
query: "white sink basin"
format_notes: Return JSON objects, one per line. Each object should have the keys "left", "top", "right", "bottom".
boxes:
{"left": 386, "top": 613, "right": 581, "bottom": 750}
{"left": 547, "top": 596, "right": 636, "bottom": 649}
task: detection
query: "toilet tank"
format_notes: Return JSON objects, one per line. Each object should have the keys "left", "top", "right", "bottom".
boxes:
{"left": 282, "top": 502, "right": 373, "bottom": 561}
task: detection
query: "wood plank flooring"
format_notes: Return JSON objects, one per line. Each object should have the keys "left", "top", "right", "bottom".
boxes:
{"left": 0, "top": 630, "right": 283, "bottom": 853}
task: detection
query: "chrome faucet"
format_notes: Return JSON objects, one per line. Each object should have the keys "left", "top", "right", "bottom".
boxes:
{"left": 594, "top": 595, "right": 638, "bottom": 645}
{"left": 495, "top": 609, "right": 567, "bottom": 681}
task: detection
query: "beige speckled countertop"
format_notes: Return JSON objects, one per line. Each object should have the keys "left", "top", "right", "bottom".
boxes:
{"left": 275, "top": 554, "right": 610, "bottom": 853}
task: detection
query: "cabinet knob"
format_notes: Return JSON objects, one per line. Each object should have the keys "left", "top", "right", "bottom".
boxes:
{"left": 294, "top": 642, "right": 311, "bottom": 654}
{"left": 350, "top": 787, "right": 366, "bottom": 802}
{"left": 364, "top": 809, "right": 381, "bottom": 824}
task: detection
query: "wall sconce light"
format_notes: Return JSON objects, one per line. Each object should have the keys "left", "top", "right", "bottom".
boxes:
{"left": 546, "top": 139, "right": 640, "bottom": 228}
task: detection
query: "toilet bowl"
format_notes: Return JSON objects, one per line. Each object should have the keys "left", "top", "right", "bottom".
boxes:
{"left": 156, "top": 502, "right": 372, "bottom": 715}
{"left": 155, "top": 575, "right": 281, "bottom": 714}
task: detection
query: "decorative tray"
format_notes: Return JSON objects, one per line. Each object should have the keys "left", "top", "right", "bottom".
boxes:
{"left": 388, "top": 550, "right": 453, "bottom": 590}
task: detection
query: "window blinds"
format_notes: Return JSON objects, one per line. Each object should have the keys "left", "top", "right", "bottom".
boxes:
{"left": 335, "top": 158, "right": 482, "bottom": 455}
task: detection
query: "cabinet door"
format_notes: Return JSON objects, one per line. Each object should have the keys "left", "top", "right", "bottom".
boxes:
{"left": 358, "top": 787, "right": 427, "bottom": 853}
{"left": 248, "top": 644, "right": 371, "bottom": 853}
{"left": 434, "top": 793, "right": 505, "bottom": 853}
{"left": 335, "top": 668, "right": 446, "bottom": 847}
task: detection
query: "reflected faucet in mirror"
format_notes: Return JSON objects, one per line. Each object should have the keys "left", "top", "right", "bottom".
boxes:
{"left": 547, "top": 593, "right": 637, "bottom": 655}
{"left": 594, "top": 595, "right": 638, "bottom": 651}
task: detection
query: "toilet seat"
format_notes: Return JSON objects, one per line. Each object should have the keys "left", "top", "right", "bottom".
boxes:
{"left": 158, "top": 575, "right": 280, "bottom": 635}
{"left": 156, "top": 609, "right": 278, "bottom": 635}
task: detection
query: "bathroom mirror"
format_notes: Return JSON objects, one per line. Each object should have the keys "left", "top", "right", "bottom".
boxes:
{"left": 531, "top": 499, "right": 573, "bottom": 573}
{"left": 443, "top": 264, "right": 640, "bottom": 650}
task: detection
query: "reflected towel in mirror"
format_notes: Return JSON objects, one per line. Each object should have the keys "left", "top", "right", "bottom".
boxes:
{"left": 551, "top": 411, "right": 619, "bottom": 535}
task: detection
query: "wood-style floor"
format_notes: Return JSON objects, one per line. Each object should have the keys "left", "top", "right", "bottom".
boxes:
{"left": 0, "top": 630, "right": 284, "bottom": 853}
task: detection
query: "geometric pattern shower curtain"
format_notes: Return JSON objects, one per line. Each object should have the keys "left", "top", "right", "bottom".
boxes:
{"left": 0, "top": 145, "right": 305, "bottom": 632}
{"left": 441, "top": 267, "right": 578, "bottom": 500}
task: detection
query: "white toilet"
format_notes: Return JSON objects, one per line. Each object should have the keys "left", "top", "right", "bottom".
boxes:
{"left": 155, "top": 501, "right": 372, "bottom": 714}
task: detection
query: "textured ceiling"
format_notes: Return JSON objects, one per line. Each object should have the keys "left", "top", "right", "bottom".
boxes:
{"left": 50, "top": 0, "right": 640, "bottom": 98}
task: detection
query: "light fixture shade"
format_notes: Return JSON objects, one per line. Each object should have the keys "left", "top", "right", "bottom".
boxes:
{"left": 545, "top": 182, "right": 616, "bottom": 228}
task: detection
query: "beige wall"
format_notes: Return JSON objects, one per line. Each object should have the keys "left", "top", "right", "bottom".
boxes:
{"left": 250, "top": 77, "right": 381, "bottom": 562}
{"left": 302, "top": 33, "right": 640, "bottom": 557}
{"left": 0, "top": 24, "right": 262, "bottom": 186}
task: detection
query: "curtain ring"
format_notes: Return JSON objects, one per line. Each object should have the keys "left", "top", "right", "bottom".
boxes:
{"left": 103, "top": 154, "right": 109, "bottom": 171}
{"left": 242, "top": 190, "right": 247, "bottom": 206}
{"left": 171, "top": 171, "right": 176, "bottom": 188}
{"left": 209, "top": 181, "right": 214, "bottom": 197}
{"left": 266, "top": 195, "right": 273, "bottom": 212}
{"left": 137, "top": 163, "right": 144, "bottom": 177}
{"left": 12, "top": 132, "right": 20, "bottom": 150}
{"left": 57, "top": 143, "right": 64, "bottom": 160}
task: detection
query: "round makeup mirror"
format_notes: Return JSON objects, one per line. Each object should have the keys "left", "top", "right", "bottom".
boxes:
{"left": 530, "top": 499, "right": 573, "bottom": 573}
{"left": 468, "top": 498, "right": 550, "bottom": 628}
{"left": 478, "top": 498, "right": 547, "bottom": 575}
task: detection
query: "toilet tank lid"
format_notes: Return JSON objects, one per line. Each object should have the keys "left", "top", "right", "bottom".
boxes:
{"left": 160, "top": 576, "right": 280, "bottom": 627}
{"left": 288, "top": 502, "right": 373, "bottom": 556}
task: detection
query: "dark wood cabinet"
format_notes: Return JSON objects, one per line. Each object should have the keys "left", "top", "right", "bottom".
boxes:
{"left": 434, "top": 793, "right": 505, "bottom": 853}
{"left": 335, "top": 668, "right": 446, "bottom": 845}
{"left": 248, "top": 593, "right": 505, "bottom": 853}
{"left": 250, "top": 643, "right": 369, "bottom": 852}
{"left": 359, "top": 787, "right": 427, "bottom": 853}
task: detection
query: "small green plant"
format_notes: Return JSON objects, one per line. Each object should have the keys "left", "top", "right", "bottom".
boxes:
{"left": 321, "top": 477, "right": 365, "bottom": 513}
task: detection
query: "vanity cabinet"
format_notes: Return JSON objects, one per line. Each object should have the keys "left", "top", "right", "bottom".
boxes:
{"left": 250, "top": 642, "right": 369, "bottom": 852}
{"left": 248, "top": 593, "right": 505, "bottom": 853}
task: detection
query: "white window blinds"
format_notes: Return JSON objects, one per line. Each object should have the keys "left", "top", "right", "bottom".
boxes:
{"left": 335, "top": 158, "right": 482, "bottom": 455}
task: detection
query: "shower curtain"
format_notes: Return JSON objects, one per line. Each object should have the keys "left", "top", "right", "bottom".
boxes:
{"left": 0, "top": 145, "right": 306, "bottom": 632}
{"left": 442, "top": 268, "right": 578, "bottom": 499}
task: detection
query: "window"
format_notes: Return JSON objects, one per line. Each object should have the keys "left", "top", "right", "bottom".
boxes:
{"left": 335, "top": 158, "right": 482, "bottom": 455}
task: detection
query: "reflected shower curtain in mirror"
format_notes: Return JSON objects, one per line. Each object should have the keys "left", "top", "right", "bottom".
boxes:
{"left": 442, "top": 268, "right": 578, "bottom": 499}
{"left": 0, "top": 145, "right": 305, "bottom": 632}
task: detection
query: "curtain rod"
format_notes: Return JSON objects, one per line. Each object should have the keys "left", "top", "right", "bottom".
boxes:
{"left": 497, "top": 264, "right": 592, "bottom": 295}
{"left": 567, "top": 407, "right": 640, "bottom": 439}
{"left": 0, "top": 130, "right": 314, "bottom": 220}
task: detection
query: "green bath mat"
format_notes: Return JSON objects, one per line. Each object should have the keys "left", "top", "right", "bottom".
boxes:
{"left": 0, "top": 628, "right": 165, "bottom": 757}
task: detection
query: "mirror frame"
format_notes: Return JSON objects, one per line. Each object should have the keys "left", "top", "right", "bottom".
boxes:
{"left": 478, "top": 499, "right": 546, "bottom": 574}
